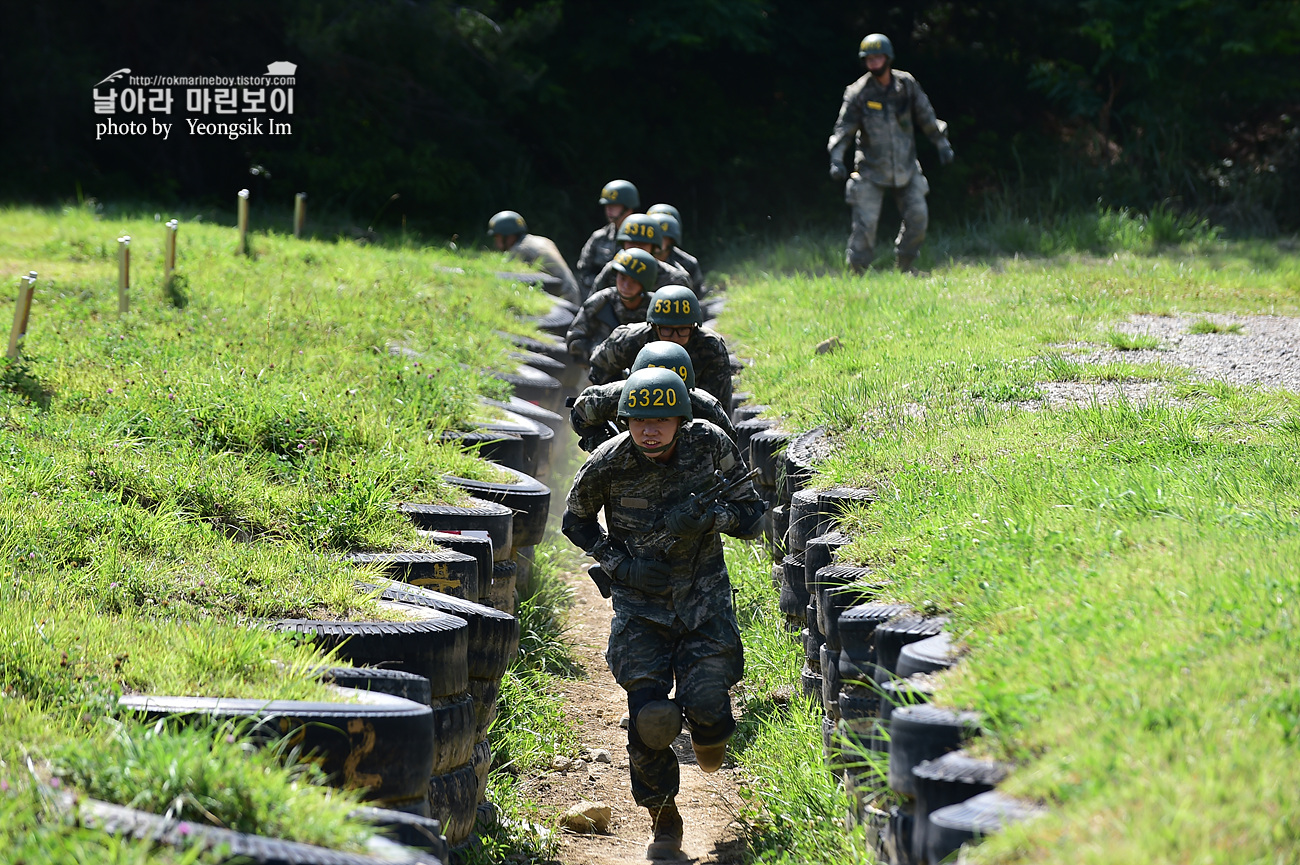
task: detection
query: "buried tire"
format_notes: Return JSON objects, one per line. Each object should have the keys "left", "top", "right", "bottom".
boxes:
{"left": 398, "top": 498, "right": 514, "bottom": 561}
{"left": 443, "top": 466, "right": 551, "bottom": 548}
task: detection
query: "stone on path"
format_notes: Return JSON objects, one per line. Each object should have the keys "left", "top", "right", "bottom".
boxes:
{"left": 561, "top": 800, "right": 612, "bottom": 834}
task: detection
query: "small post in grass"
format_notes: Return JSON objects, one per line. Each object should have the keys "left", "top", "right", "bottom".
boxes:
{"left": 163, "top": 219, "right": 178, "bottom": 287}
{"left": 7, "top": 272, "right": 37, "bottom": 360}
{"left": 236, "top": 188, "right": 250, "bottom": 256}
{"left": 117, "top": 235, "right": 131, "bottom": 314}
{"left": 293, "top": 192, "right": 307, "bottom": 239}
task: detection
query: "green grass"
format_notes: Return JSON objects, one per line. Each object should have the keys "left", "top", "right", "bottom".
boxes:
{"left": 1187, "top": 318, "right": 1245, "bottom": 334}
{"left": 1102, "top": 330, "right": 1162, "bottom": 351}
{"left": 0, "top": 205, "right": 560, "bottom": 856}
{"left": 720, "top": 242, "right": 1300, "bottom": 863}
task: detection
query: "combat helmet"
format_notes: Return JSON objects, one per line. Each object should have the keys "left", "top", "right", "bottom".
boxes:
{"left": 632, "top": 341, "right": 696, "bottom": 389}
{"left": 652, "top": 212, "right": 682, "bottom": 245}
{"left": 647, "top": 285, "right": 703, "bottom": 328}
{"left": 599, "top": 179, "right": 640, "bottom": 210}
{"left": 611, "top": 248, "right": 659, "bottom": 291}
{"left": 646, "top": 203, "right": 682, "bottom": 224}
{"left": 486, "top": 210, "right": 528, "bottom": 237}
{"left": 616, "top": 213, "right": 660, "bottom": 245}
{"left": 618, "top": 367, "right": 692, "bottom": 423}
{"left": 858, "top": 33, "right": 894, "bottom": 60}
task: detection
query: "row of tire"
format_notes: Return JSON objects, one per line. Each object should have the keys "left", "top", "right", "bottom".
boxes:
{"left": 731, "top": 418, "right": 1045, "bottom": 865}
{"left": 93, "top": 297, "right": 585, "bottom": 864}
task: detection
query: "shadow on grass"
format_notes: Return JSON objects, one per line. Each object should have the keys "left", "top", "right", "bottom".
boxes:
{"left": 1, "top": 356, "right": 52, "bottom": 409}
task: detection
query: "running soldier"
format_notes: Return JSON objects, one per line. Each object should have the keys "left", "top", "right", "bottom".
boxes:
{"left": 589, "top": 213, "right": 692, "bottom": 292}
{"left": 646, "top": 205, "right": 708, "bottom": 298}
{"left": 562, "top": 367, "right": 764, "bottom": 859}
{"left": 565, "top": 248, "right": 660, "bottom": 365}
{"left": 487, "top": 210, "right": 581, "bottom": 305}
{"left": 576, "top": 179, "right": 640, "bottom": 299}
{"left": 828, "top": 33, "right": 954, "bottom": 274}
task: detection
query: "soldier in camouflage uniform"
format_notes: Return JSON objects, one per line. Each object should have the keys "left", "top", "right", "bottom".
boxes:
{"left": 589, "top": 213, "right": 692, "bottom": 292}
{"left": 646, "top": 206, "right": 708, "bottom": 298}
{"left": 562, "top": 367, "right": 764, "bottom": 860}
{"left": 487, "top": 211, "right": 581, "bottom": 305}
{"left": 566, "top": 248, "right": 660, "bottom": 364}
{"left": 589, "top": 286, "right": 734, "bottom": 412}
{"left": 576, "top": 179, "right": 640, "bottom": 300}
{"left": 570, "top": 341, "right": 737, "bottom": 452}
{"left": 828, "top": 33, "right": 954, "bottom": 274}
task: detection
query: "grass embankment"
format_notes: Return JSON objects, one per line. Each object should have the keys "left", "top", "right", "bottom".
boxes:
{"left": 0, "top": 205, "right": 556, "bottom": 857}
{"left": 719, "top": 243, "right": 1300, "bottom": 863}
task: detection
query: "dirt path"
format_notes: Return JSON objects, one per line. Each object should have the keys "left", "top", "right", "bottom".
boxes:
{"left": 520, "top": 568, "right": 747, "bottom": 865}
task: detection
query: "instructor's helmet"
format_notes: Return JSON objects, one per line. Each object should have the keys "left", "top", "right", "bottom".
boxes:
{"left": 858, "top": 33, "right": 895, "bottom": 60}
{"left": 618, "top": 367, "right": 692, "bottom": 423}
{"left": 598, "top": 179, "right": 641, "bottom": 210}
{"left": 646, "top": 203, "right": 682, "bottom": 224}
{"left": 647, "top": 285, "right": 703, "bottom": 327}
{"left": 486, "top": 210, "right": 528, "bottom": 237}
{"left": 632, "top": 341, "right": 696, "bottom": 389}
{"left": 652, "top": 212, "right": 682, "bottom": 245}
{"left": 611, "top": 248, "right": 659, "bottom": 291}
{"left": 616, "top": 213, "right": 661, "bottom": 245}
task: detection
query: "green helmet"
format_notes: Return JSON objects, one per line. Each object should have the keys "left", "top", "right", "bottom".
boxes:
{"left": 487, "top": 210, "right": 528, "bottom": 237}
{"left": 599, "top": 179, "right": 640, "bottom": 209}
{"left": 611, "top": 247, "right": 659, "bottom": 290}
{"left": 632, "top": 341, "right": 696, "bottom": 389}
{"left": 859, "top": 33, "right": 894, "bottom": 60}
{"left": 646, "top": 203, "right": 682, "bottom": 224}
{"left": 616, "top": 213, "right": 660, "bottom": 245}
{"left": 618, "top": 367, "right": 692, "bottom": 423}
{"left": 652, "top": 212, "right": 682, "bottom": 245}
{"left": 647, "top": 285, "right": 703, "bottom": 327}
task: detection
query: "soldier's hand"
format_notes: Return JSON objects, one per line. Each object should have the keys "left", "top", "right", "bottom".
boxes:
{"left": 937, "top": 141, "right": 955, "bottom": 166}
{"left": 613, "top": 556, "right": 673, "bottom": 595}
{"left": 829, "top": 162, "right": 848, "bottom": 182}
{"left": 665, "top": 506, "right": 716, "bottom": 538}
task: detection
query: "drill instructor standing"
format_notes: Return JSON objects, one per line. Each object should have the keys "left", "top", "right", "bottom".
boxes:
{"left": 828, "top": 33, "right": 954, "bottom": 275}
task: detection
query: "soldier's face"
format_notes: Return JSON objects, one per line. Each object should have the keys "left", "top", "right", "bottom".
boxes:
{"left": 605, "top": 204, "right": 628, "bottom": 224}
{"left": 656, "top": 325, "right": 694, "bottom": 347}
{"left": 623, "top": 241, "right": 655, "bottom": 254}
{"left": 865, "top": 53, "right": 889, "bottom": 75}
{"left": 615, "top": 272, "right": 644, "bottom": 304}
{"left": 628, "top": 416, "right": 682, "bottom": 460}
{"left": 492, "top": 234, "right": 508, "bottom": 251}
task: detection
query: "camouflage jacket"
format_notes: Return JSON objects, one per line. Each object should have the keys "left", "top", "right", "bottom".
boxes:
{"left": 827, "top": 69, "right": 949, "bottom": 188}
{"left": 571, "top": 381, "right": 737, "bottom": 443}
{"left": 591, "top": 256, "right": 691, "bottom": 293}
{"left": 565, "top": 288, "right": 654, "bottom": 358}
{"left": 509, "top": 233, "right": 581, "bottom": 305}
{"left": 589, "top": 322, "right": 734, "bottom": 411}
{"left": 575, "top": 223, "right": 619, "bottom": 300}
{"left": 669, "top": 247, "right": 707, "bottom": 298}
{"left": 563, "top": 421, "right": 763, "bottom": 628}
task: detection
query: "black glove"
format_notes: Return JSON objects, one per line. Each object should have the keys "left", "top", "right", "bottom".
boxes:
{"left": 829, "top": 162, "right": 848, "bottom": 182}
{"left": 937, "top": 141, "right": 955, "bottom": 166}
{"left": 613, "top": 556, "right": 673, "bottom": 595}
{"left": 665, "top": 506, "right": 717, "bottom": 538}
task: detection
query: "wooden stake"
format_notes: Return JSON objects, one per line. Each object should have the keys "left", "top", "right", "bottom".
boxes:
{"left": 237, "top": 188, "right": 250, "bottom": 256}
{"left": 294, "top": 192, "right": 306, "bottom": 239}
{"left": 164, "top": 219, "right": 178, "bottom": 285}
{"left": 117, "top": 235, "right": 131, "bottom": 314}
{"left": 7, "top": 272, "right": 36, "bottom": 360}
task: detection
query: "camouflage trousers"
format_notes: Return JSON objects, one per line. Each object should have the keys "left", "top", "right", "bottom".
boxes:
{"left": 607, "top": 610, "right": 744, "bottom": 808}
{"left": 844, "top": 172, "right": 929, "bottom": 270}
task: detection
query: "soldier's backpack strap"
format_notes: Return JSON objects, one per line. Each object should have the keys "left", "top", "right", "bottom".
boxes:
{"left": 596, "top": 296, "right": 621, "bottom": 331}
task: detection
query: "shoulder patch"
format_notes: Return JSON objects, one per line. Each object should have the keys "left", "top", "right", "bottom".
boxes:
{"left": 719, "top": 452, "right": 737, "bottom": 472}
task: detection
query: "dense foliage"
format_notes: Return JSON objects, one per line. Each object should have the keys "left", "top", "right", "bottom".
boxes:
{"left": 3, "top": 0, "right": 1298, "bottom": 251}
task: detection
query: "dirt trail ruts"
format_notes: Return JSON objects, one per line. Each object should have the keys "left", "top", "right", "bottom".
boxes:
{"left": 520, "top": 569, "right": 747, "bottom": 865}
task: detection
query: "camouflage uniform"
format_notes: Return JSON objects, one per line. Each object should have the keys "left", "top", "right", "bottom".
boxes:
{"left": 562, "top": 422, "right": 764, "bottom": 808}
{"left": 575, "top": 223, "right": 620, "bottom": 300}
{"left": 570, "top": 381, "right": 737, "bottom": 449}
{"left": 668, "top": 247, "right": 708, "bottom": 298}
{"left": 589, "top": 323, "right": 734, "bottom": 412}
{"left": 828, "top": 70, "right": 950, "bottom": 269}
{"left": 591, "top": 256, "right": 691, "bottom": 293}
{"left": 508, "top": 233, "right": 581, "bottom": 306}
{"left": 565, "top": 288, "right": 655, "bottom": 362}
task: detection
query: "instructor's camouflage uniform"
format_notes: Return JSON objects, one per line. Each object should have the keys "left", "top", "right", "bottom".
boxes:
{"left": 828, "top": 70, "right": 950, "bottom": 270}
{"left": 590, "top": 255, "right": 691, "bottom": 294}
{"left": 575, "top": 224, "right": 620, "bottom": 301}
{"left": 589, "top": 322, "right": 734, "bottom": 412}
{"left": 570, "top": 381, "right": 737, "bottom": 450}
{"left": 565, "top": 288, "right": 656, "bottom": 362}
{"left": 508, "top": 233, "right": 581, "bottom": 306}
{"left": 563, "top": 421, "right": 764, "bottom": 807}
